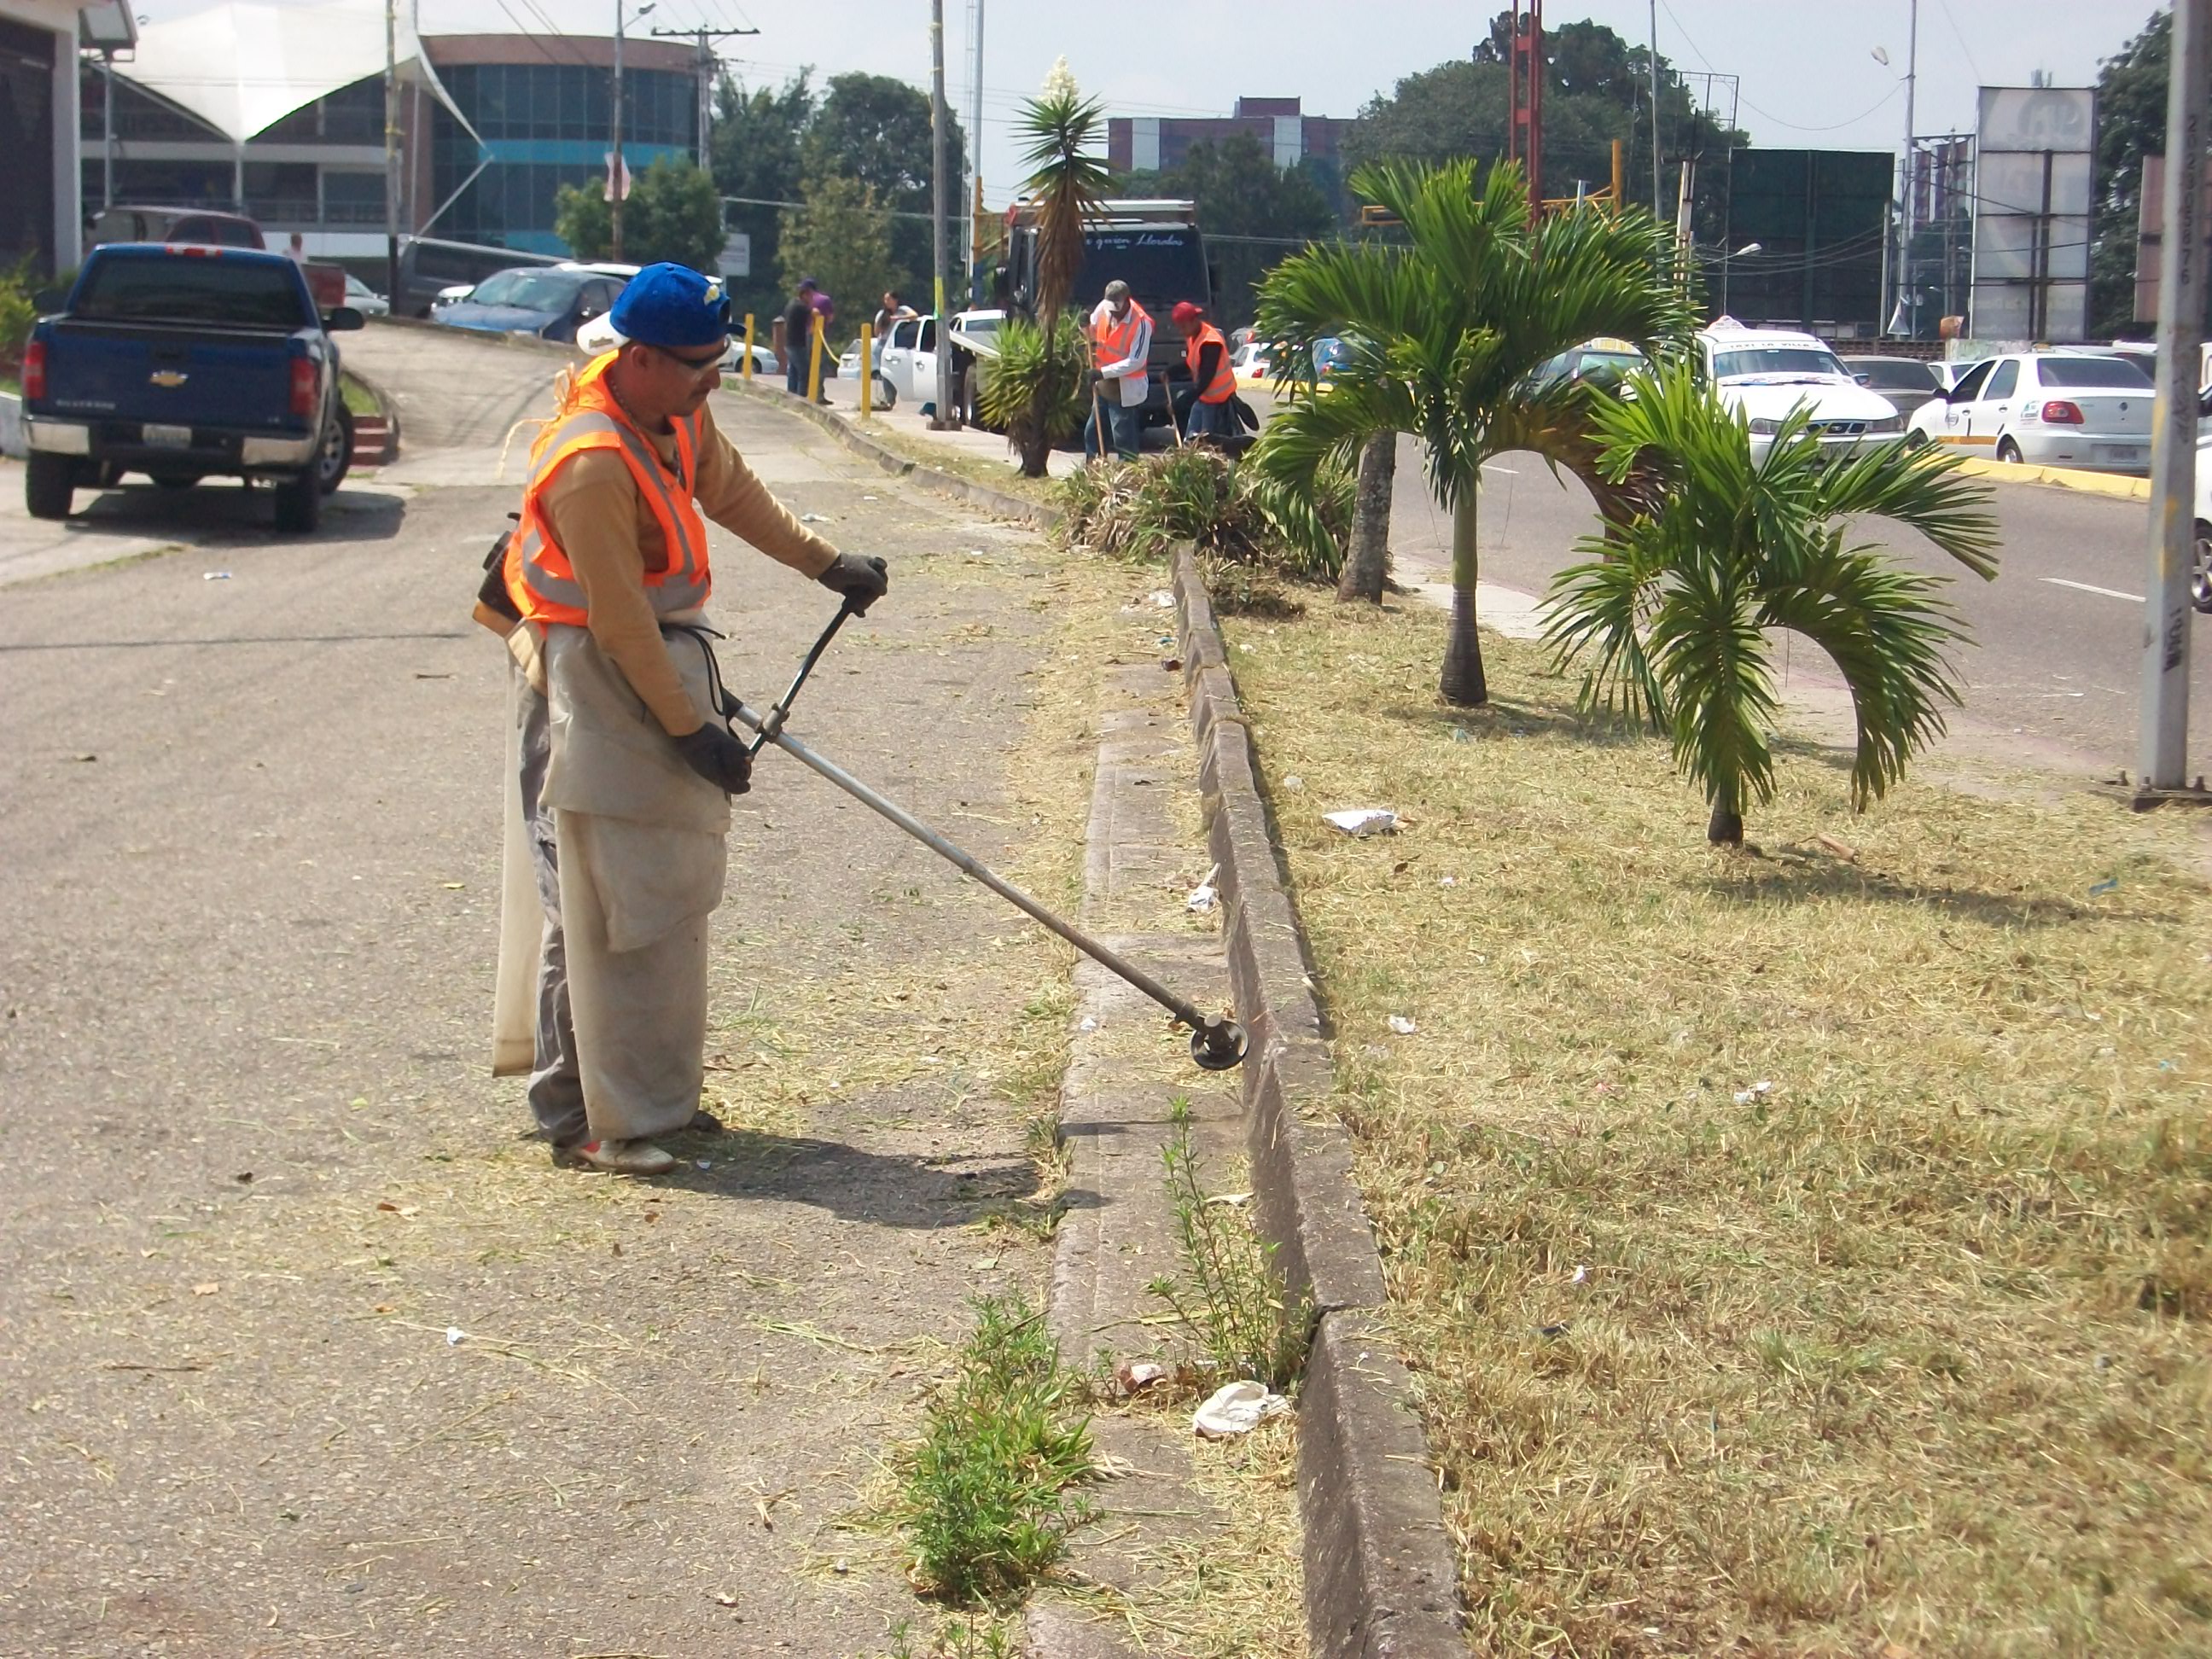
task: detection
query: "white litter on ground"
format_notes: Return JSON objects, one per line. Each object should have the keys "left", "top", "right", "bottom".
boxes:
{"left": 1193, "top": 1379, "right": 1290, "bottom": 1438}
{"left": 1324, "top": 808, "right": 1398, "bottom": 836}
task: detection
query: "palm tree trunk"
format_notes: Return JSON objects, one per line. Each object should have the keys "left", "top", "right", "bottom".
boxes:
{"left": 1707, "top": 800, "right": 1744, "bottom": 845}
{"left": 1439, "top": 481, "right": 1487, "bottom": 706}
{"left": 1337, "top": 432, "right": 1396, "bottom": 603}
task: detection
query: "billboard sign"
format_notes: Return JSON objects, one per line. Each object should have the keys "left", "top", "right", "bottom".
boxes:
{"left": 1970, "top": 86, "right": 2095, "bottom": 342}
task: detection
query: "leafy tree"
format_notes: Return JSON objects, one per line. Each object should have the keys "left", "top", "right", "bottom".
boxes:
{"left": 1120, "top": 134, "right": 1337, "bottom": 329}
{"left": 711, "top": 70, "right": 817, "bottom": 324}
{"left": 555, "top": 158, "right": 723, "bottom": 271}
{"left": 777, "top": 172, "right": 897, "bottom": 338}
{"left": 803, "top": 73, "right": 968, "bottom": 306}
{"left": 1348, "top": 16, "right": 1744, "bottom": 240}
{"left": 554, "top": 180, "right": 612, "bottom": 262}
{"left": 1255, "top": 159, "right": 1694, "bottom": 707}
{"left": 1545, "top": 368, "right": 1998, "bottom": 844}
{"left": 2088, "top": 10, "right": 2211, "bottom": 338}
{"left": 1010, "top": 61, "right": 1110, "bottom": 477}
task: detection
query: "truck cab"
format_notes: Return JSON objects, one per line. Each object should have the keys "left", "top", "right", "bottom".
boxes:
{"left": 1002, "top": 198, "right": 1214, "bottom": 426}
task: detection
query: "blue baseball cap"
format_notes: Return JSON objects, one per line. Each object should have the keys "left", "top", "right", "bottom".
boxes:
{"left": 608, "top": 263, "right": 731, "bottom": 350}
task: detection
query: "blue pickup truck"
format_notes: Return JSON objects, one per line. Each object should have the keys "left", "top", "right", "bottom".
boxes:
{"left": 21, "top": 243, "right": 364, "bottom": 533}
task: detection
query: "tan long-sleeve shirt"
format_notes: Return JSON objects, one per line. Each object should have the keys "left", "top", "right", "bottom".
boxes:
{"left": 538, "top": 400, "right": 839, "bottom": 735}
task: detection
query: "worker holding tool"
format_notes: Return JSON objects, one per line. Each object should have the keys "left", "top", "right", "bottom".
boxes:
{"left": 477, "top": 261, "right": 889, "bottom": 1176}
{"left": 1082, "top": 279, "right": 1150, "bottom": 462}
{"left": 1169, "top": 300, "right": 1239, "bottom": 443}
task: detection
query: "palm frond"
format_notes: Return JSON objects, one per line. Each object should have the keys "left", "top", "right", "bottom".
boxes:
{"left": 1811, "top": 440, "right": 2001, "bottom": 580}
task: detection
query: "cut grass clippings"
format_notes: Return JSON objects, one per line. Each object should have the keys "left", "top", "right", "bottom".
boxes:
{"left": 1224, "top": 602, "right": 2212, "bottom": 1656}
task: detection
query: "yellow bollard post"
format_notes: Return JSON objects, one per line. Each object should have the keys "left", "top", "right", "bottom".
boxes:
{"left": 859, "top": 322, "right": 873, "bottom": 417}
{"left": 806, "top": 312, "right": 824, "bottom": 405}
{"left": 742, "top": 312, "right": 755, "bottom": 381}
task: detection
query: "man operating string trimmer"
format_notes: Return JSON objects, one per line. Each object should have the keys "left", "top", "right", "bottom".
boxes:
{"left": 475, "top": 263, "right": 888, "bottom": 1177}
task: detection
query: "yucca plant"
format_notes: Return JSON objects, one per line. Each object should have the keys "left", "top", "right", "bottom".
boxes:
{"left": 1543, "top": 365, "right": 2001, "bottom": 845}
{"left": 975, "top": 316, "right": 1088, "bottom": 454}
{"left": 1010, "top": 60, "right": 1111, "bottom": 477}
{"left": 1254, "top": 159, "right": 1696, "bottom": 706}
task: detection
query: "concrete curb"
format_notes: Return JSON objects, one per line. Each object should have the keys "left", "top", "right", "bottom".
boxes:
{"left": 1171, "top": 544, "right": 1466, "bottom": 1658}
{"left": 1953, "top": 453, "right": 2151, "bottom": 501}
{"left": 341, "top": 368, "right": 401, "bottom": 467}
{"left": 723, "top": 374, "right": 1064, "bottom": 531}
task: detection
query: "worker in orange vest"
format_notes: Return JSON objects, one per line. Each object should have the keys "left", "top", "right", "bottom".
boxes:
{"left": 1170, "top": 300, "right": 1238, "bottom": 443}
{"left": 478, "top": 263, "right": 888, "bottom": 1176}
{"left": 1083, "top": 279, "right": 1151, "bottom": 462}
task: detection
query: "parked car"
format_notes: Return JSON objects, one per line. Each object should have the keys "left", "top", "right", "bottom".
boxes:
{"left": 834, "top": 335, "right": 898, "bottom": 407}
{"left": 88, "top": 204, "right": 262, "bottom": 249}
{"left": 1527, "top": 336, "right": 1651, "bottom": 399}
{"left": 2194, "top": 434, "right": 2212, "bottom": 613}
{"left": 1229, "top": 338, "right": 1276, "bottom": 381}
{"left": 394, "top": 236, "right": 566, "bottom": 318}
{"left": 1696, "top": 319, "right": 1903, "bottom": 462}
{"left": 1839, "top": 354, "right": 1946, "bottom": 421}
{"left": 573, "top": 306, "right": 776, "bottom": 375}
{"left": 20, "top": 242, "right": 361, "bottom": 532}
{"left": 432, "top": 265, "right": 624, "bottom": 344}
{"left": 343, "top": 272, "right": 390, "bottom": 317}
{"left": 1906, "top": 352, "right": 2154, "bottom": 474}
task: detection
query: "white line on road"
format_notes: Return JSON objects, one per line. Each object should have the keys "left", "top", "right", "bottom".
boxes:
{"left": 2043, "top": 577, "right": 2145, "bottom": 603}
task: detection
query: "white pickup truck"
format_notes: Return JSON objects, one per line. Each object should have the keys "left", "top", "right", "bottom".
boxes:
{"left": 1697, "top": 319, "right": 1904, "bottom": 462}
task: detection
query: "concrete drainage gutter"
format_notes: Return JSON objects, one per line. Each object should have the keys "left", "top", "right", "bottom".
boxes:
{"left": 1170, "top": 545, "right": 1466, "bottom": 1656}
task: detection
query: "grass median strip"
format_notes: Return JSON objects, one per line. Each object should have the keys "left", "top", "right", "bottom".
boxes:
{"left": 1223, "top": 601, "right": 2212, "bottom": 1655}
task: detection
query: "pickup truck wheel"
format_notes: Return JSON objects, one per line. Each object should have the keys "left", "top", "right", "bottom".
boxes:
{"left": 272, "top": 468, "right": 323, "bottom": 534}
{"left": 26, "top": 453, "right": 77, "bottom": 521}
{"left": 317, "top": 402, "right": 355, "bottom": 495}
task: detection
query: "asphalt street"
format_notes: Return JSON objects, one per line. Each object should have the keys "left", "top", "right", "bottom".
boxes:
{"left": 0, "top": 324, "right": 1086, "bottom": 1654}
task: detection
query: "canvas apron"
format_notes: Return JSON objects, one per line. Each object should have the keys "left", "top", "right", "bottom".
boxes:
{"left": 492, "top": 612, "right": 730, "bottom": 1142}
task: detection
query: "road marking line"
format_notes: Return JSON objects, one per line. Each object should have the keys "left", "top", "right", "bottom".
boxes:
{"left": 2043, "top": 577, "right": 2145, "bottom": 603}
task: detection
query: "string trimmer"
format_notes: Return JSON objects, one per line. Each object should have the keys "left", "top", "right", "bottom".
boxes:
{"left": 684, "top": 600, "right": 1249, "bottom": 1072}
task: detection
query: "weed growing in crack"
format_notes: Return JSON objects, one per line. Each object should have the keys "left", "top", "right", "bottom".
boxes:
{"left": 899, "top": 1293, "right": 1097, "bottom": 1604}
{"left": 1147, "top": 1100, "right": 1313, "bottom": 1391}
{"left": 882, "top": 1613, "right": 1021, "bottom": 1659}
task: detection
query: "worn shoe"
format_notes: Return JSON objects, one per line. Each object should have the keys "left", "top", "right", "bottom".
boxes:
{"left": 566, "top": 1138, "right": 678, "bottom": 1176}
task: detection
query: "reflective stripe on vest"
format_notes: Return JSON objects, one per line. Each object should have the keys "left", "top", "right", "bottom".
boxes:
{"left": 504, "top": 362, "right": 711, "bottom": 626}
{"left": 1187, "top": 323, "right": 1236, "bottom": 403}
{"left": 1092, "top": 300, "right": 1150, "bottom": 372}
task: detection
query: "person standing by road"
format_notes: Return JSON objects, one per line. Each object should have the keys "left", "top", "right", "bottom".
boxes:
{"left": 1083, "top": 279, "right": 1150, "bottom": 463}
{"left": 874, "top": 289, "right": 917, "bottom": 335}
{"left": 1170, "top": 300, "right": 1237, "bottom": 443}
{"left": 782, "top": 279, "right": 820, "bottom": 396}
{"left": 481, "top": 263, "right": 891, "bottom": 1176}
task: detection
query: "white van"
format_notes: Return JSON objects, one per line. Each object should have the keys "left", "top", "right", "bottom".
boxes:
{"left": 1697, "top": 318, "right": 1905, "bottom": 462}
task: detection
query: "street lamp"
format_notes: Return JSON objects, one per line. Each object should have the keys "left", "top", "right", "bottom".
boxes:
{"left": 1720, "top": 241, "right": 1761, "bottom": 317}
{"left": 612, "top": 0, "right": 656, "bottom": 259}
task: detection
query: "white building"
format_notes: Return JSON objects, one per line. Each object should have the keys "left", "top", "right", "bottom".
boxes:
{"left": 0, "top": 0, "right": 94, "bottom": 272}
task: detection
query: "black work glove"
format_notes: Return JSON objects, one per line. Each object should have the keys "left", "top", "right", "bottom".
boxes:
{"left": 818, "top": 551, "right": 890, "bottom": 614}
{"left": 672, "top": 722, "right": 753, "bottom": 795}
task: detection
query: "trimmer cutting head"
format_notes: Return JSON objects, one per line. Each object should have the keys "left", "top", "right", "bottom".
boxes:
{"left": 1190, "top": 1018, "right": 1249, "bottom": 1071}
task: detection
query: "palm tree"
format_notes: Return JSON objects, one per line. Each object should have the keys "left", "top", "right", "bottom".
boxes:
{"left": 1253, "top": 159, "right": 1694, "bottom": 705}
{"left": 1008, "top": 60, "right": 1111, "bottom": 478}
{"left": 1337, "top": 432, "right": 1397, "bottom": 603}
{"left": 1543, "top": 365, "right": 2000, "bottom": 845}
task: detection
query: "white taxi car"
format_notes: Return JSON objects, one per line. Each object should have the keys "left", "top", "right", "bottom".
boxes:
{"left": 1906, "top": 352, "right": 2154, "bottom": 475}
{"left": 1697, "top": 319, "right": 1904, "bottom": 462}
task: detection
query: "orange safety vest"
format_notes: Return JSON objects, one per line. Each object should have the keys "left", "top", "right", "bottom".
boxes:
{"left": 1091, "top": 299, "right": 1152, "bottom": 374}
{"left": 504, "top": 353, "right": 712, "bottom": 627}
{"left": 1185, "top": 321, "right": 1236, "bottom": 404}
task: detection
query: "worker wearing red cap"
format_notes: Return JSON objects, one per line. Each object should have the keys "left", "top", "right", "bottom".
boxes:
{"left": 1172, "top": 300, "right": 1237, "bottom": 442}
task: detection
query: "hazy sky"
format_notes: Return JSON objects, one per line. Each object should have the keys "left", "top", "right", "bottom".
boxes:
{"left": 152, "top": 0, "right": 2164, "bottom": 202}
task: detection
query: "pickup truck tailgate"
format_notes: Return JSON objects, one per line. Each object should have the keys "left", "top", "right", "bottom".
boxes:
{"left": 39, "top": 320, "right": 303, "bottom": 433}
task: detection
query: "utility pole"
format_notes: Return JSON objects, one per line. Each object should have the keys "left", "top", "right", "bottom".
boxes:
{"left": 611, "top": 1, "right": 655, "bottom": 259}
{"left": 102, "top": 50, "right": 115, "bottom": 211}
{"left": 1900, "top": 0, "right": 1918, "bottom": 336}
{"left": 651, "top": 21, "right": 757, "bottom": 167}
{"left": 1649, "top": 0, "right": 1662, "bottom": 217}
{"left": 384, "top": 0, "right": 399, "bottom": 306}
{"left": 2138, "top": 0, "right": 2208, "bottom": 799}
{"left": 967, "top": 0, "right": 984, "bottom": 305}
{"left": 1674, "top": 157, "right": 1695, "bottom": 294}
{"left": 928, "top": 0, "right": 956, "bottom": 428}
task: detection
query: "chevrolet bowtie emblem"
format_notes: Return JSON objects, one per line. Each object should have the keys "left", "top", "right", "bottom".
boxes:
{"left": 149, "top": 370, "right": 189, "bottom": 387}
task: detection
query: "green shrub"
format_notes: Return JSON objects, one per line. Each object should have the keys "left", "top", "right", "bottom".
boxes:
{"left": 975, "top": 316, "right": 1088, "bottom": 445}
{"left": 1054, "top": 445, "right": 1354, "bottom": 584}
{"left": 899, "top": 1294, "right": 1095, "bottom": 1604}
{"left": 0, "top": 259, "right": 38, "bottom": 375}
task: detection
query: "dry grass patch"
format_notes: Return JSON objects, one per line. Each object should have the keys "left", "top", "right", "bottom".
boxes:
{"left": 1224, "top": 602, "right": 2212, "bottom": 1656}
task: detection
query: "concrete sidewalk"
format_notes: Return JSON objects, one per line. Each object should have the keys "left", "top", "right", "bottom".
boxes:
{"left": 0, "top": 335, "right": 1104, "bottom": 1655}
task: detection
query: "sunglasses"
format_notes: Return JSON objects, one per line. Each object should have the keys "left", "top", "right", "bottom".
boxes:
{"left": 654, "top": 343, "right": 725, "bottom": 375}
